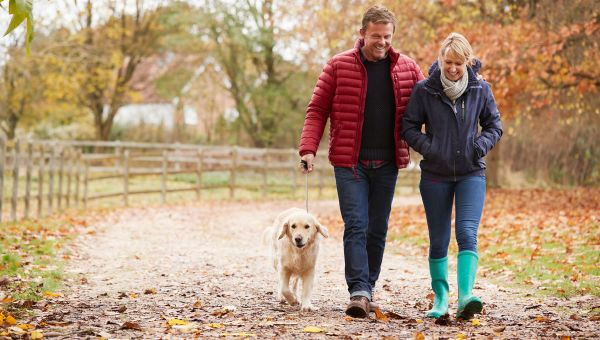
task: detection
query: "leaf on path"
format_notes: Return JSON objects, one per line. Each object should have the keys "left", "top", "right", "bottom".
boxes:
{"left": 560, "top": 336, "right": 571, "bottom": 340}
{"left": 144, "top": 288, "right": 157, "bottom": 294}
{"left": 385, "top": 311, "right": 405, "bottom": 320}
{"left": 192, "top": 300, "right": 203, "bottom": 309}
{"left": 471, "top": 318, "right": 481, "bottom": 326}
{"left": 42, "top": 291, "right": 62, "bottom": 299}
{"left": 374, "top": 308, "right": 389, "bottom": 323}
{"left": 129, "top": 293, "right": 139, "bottom": 299}
{"left": 168, "top": 319, "right": 188, "bottom": 326}
{"left": 17, "top": 324, "right": 35, "bottom": 330}
{"left": 121, "top": 321, "right": 142, "bottom": 331}
{"left": 434, "top": 314, "right": 452, "bottom": 326}
{"left": 6, "top": 314, "right": 16, "bottom": 325}
{"left": 30, "top": 331, "right": 43, "bottom": 339}
{"left": 414, "top": 332, "right": 425, "bottom": 340}
{"left": 493, "top": 326, "right": 506, "bottom": 332}
{"left": 344, "top": 316, "right": 353, "bottom": 321}
{"left": 207, "top": 323, "right": 225, "bottom": 329}
{"left": 535, "top": 316, "right": 550, "bottom": 322}
{"left": 455, "top": 333, "right": 467, "bottom": 339}
{"left": 220, "top": 332, "right": 257, "bottom": 337}
{"left": 426, "top": 293, "right": 434, "bottom": 302}
{"left": 1, "top": 297, "right": 14, "bottom": 303}
{"left": 303, "top": 326, "right": 325, "bottom": 333}
{"left": 416, "top": 319, "right": 424, "bottom": 324}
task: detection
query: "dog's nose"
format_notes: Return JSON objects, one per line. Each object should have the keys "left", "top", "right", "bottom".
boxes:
{"left": 294, "top": 236, "right": 302, "bottom": 244}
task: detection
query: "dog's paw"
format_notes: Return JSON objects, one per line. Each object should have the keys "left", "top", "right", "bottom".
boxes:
{"left": 287, "top": 299, "right": 299, "bottom": 306}
{"left": 300, "top": 303, "right": 318, "bottom": 312}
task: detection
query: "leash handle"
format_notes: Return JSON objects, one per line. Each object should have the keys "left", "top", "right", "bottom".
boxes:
{"left": 300, "top": 160, "right": 309, "bottom": 212}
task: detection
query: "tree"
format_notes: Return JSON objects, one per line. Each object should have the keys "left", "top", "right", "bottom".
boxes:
{"left": 70, "top": 0, "right": 170, "bottom": 141}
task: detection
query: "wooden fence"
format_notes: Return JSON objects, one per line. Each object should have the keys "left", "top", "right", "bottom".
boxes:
{"left": 0, "top": 138, "right": 420, "bottom": 222}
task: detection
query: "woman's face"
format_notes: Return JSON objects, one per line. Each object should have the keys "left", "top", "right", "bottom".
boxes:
{"left": 441, "top": 51, "right": 466, "bottom": 81}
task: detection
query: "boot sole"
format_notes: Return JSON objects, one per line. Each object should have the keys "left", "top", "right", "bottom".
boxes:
{"left": 345, "top": 306, "right": 368, "bottom": 318}
{"left": 458, "top": 300, "right": 483, "bottom": 320}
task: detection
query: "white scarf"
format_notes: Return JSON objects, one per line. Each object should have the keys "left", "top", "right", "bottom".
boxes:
{"left": 439, "top": 65, "right": 468, "bottom": 102}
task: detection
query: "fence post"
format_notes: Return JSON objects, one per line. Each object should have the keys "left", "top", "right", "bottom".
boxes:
{"left": 11, "top": 139, "right": 20, "bottom": 221}
{"left": 83, "top": 162, "right": 89, "bottom": 209}
{"left": 74, "top": 150, "right": 81, "bottom": 207}
{"left": 65, "top": 148, "right": 72, "bottom": 208}
{"left": 230, "top": 147, "right": 237, "bottom": 199}
{"left": 196, "top": 149, "right": 203, "bottom": 200}
{"left": 57, "top": 147, "right": 65, "bottom": 210}
{"left": 37, "top": 145, "right": 44, "bottom": 218}
{"left": 123, "top": 149, "right": 129, "bottom": 206}
{"left": 48, "top": 145, "right": 56, "bottom": 215}
{"left": 24, "top": 141, "right": 33, "bottom": 219}
{"left": 161, "top": 150, "right": 167, "bottom": 204}
{"left": 262, "top": 150, "right": 268, "bottom": 198}
{"left": 0, "top": 137, "right": 5, "bottom": 223}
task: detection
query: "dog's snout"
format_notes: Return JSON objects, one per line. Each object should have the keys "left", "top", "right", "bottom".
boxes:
{"left": 294, "top": 236, "right": 302, "bottom": 243}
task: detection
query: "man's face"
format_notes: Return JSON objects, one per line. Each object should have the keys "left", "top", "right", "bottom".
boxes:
{"left": 360, "top": 22, "right": 394, "bottom": 61}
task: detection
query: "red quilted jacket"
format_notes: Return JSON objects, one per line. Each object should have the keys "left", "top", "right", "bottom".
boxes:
{"left": 299, "top": 39, "right": 424, "bottom": 169}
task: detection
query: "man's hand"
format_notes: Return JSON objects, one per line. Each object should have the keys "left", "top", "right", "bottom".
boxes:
{"left": 300, "top": 154, "right": 315, "bottom": 174}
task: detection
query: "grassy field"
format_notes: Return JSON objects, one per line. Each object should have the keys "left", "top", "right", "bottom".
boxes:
{"left": 384, "top": 188, "right": 600, "bottom": 298}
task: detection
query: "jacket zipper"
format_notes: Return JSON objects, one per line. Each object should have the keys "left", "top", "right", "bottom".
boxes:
{"left": 461, "top": 99, "right": 465, "bottom": 122}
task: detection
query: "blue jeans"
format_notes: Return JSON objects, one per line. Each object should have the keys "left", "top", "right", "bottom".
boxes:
{"left": 419, "top": 176, "right": 486, "bottom": 259}
{"left": 334, "top": 162, "right": 398, "bottom": 300}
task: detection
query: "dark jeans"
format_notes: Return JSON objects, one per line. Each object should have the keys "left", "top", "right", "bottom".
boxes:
{"left": 419, "top": 176, "right": 486, "bottom": 259}
{"left": 334, "top": 162, "right": 398, "bottom": 300}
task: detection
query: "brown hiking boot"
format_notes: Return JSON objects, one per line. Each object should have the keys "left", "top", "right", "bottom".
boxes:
{"left": 345, "top": 296, "right": 369, "bottom": 318}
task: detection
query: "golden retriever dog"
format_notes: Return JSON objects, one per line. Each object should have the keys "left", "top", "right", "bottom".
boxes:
{"left": 264, "top": 207, "right": 329, "bottom": 311}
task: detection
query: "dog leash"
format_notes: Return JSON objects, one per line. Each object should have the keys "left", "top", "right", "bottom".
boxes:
{"left": 300, "top": 160, "right": 309, "bottom": 213}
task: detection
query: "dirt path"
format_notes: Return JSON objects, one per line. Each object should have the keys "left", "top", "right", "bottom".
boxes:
{"left": 33, "top": 199, "right": 598, "bottom": 339}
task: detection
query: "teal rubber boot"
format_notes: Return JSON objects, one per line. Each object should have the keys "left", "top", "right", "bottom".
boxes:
{"left": 457, "top": 250, "right": 483, "bottom": 319}
{"left": 426, "top": 257, "right": 449, "bottom": 318}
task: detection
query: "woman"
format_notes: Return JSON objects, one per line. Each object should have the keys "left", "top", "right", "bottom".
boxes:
{"left": 401, "top": 32, "right": 503, "bottom": 319}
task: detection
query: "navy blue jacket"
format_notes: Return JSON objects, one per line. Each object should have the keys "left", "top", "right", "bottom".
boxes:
{"left": 401, "top": 62, "right": 503, "bottom": 181}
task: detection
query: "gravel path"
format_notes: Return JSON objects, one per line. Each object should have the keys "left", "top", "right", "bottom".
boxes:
{"left": 33, "top": 199, "right": 598, "bottom": 339}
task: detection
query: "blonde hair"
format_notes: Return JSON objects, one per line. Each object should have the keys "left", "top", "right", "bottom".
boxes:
{"left": 439, "top": 32, "right": 475, "bottom": 66}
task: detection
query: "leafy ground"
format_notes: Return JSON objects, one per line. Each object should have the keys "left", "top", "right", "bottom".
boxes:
{"left": 0, "top": 189, "right": 599, "bottom": 339}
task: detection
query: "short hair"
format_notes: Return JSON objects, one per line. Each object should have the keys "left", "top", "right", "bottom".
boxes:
{"left": 439, "top": 32, "right": 475, "bottom": 66}
{"left": 361, "top": 5, "right": 397, "bottom": 32}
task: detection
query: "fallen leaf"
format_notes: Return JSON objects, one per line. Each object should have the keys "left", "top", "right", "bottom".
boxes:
{"left": 535, "top": 316, "right": 550, "bottom": 322}
{"left": 384, "top": 311, "right": 405, "bottom": 320}
{"left": 121, "top": 321, "right": 142, "bottom": 331}
{"left": 344, "top": 316, "right": 353, "bottom": 321}
{"left": 493, "top": 326, "right": 506, "bottom": 332}
{"left": 42, "top": 291, "right": 62, "bottom": 299}
{"left": 415, "top": 332, "right": 425, "bottom": 340}
{"left": 374, "top": 308, "right": 389, "bottom": 323}
{"left": 471, "top": 318, "right": 481, "bottom": 326}
{"left": 416, "top": 319, "right": 424, "bottom": 323}
{"left": 193, "top": 300, "right": 203, "bottom": 309}
{"left": 560, "top": 336, "right": 571, "bottom": 340}
{"left": 455, "top": 333, "right": 467, "bottom": 340}
{"left": 6, "top": 315, "right": 16, "bottom": 325}
{"left": 207, "top": 323, "right": 225, "bottom": 329}
{"left": 303, "top": 326, "right": 325, "bottom": 333}
{"left": 144, "top": 288, "right": 157, "bottom": 294}
{"left": 30, "top": 331, "right": 43, "bottom": 339}
{"left": 129, "top": 293, "right": 139, "bottom": 299}
{"left": 220, "top": 332, "right": 256, "bottom": 337}
{"left": 16, "top": 324, "right": 35, "bottom": 330}
{"left": 434, "top": 314, "right": 452, "bottom": 326}
{"left": 1, "top": 297, "right": 14, "bottom": 303}
{"left": 569, "top": 314, "right": 579, "bottom": 320}
{"left": 168, "top": 319, "right": 188, "bottom": 326}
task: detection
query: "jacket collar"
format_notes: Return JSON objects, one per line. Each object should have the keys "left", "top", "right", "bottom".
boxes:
{"left": 353, "top": 38, "right": 399, "bottom": 65}
{"left": 424, "top": 60, "right": 480, "bottom": 94}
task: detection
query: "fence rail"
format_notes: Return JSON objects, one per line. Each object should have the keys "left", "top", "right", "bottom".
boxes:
{"left": 0, "top": 138, "right": 420, "bottom": 222}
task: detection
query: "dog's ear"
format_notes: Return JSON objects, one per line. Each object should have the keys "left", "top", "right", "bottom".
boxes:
{"left": 316, "top": 223, "right": 329, "bottom": 238}
{"left": 277, "top": 221, "right": 289, "bottom": 240}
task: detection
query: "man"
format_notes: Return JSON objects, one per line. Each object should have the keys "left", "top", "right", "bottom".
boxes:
{"left": 299, "top": 5, "right": 423, "bottom": 318}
